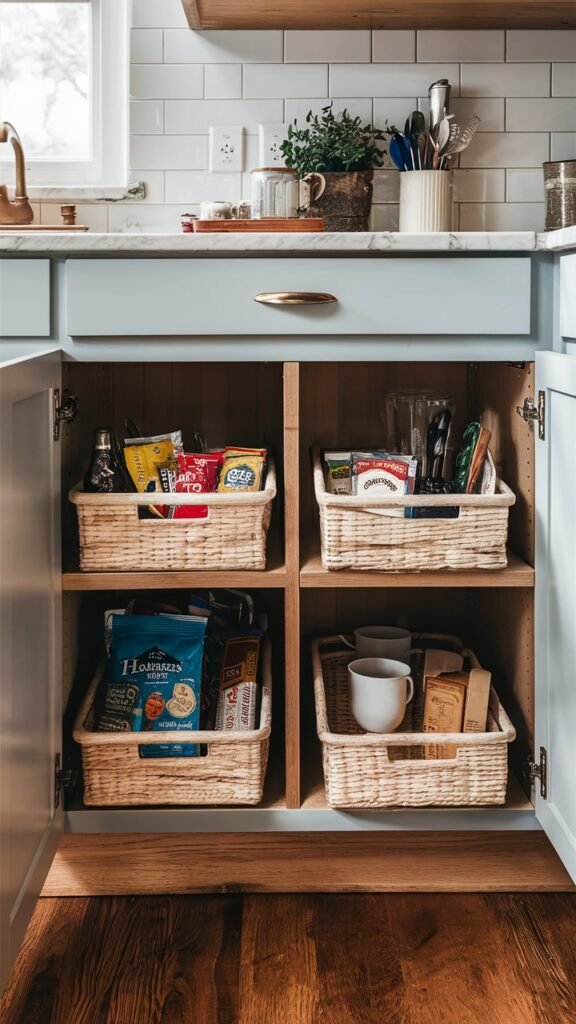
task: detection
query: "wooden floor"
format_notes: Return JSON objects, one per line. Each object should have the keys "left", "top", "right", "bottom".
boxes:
{"left": 3, "top": 893, "right": 576, "bottom": 1023}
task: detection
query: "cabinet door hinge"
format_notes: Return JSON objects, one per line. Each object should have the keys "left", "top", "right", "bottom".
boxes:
{"left": 524, "top": 746, "right": 547, "bottom": 799}
{"left": 516, "top": 391, "right": 545, "bottom": 441}
{"left": 54, "top": 753, "right": 77, "bottom": 809}
{"left": 53, "top": 389, "right": 79, "bottom": 441}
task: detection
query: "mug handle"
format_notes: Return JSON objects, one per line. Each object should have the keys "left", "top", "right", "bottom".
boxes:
{"left": 405, "top": 677, "right": 415, "bottom": 704}
{"left": 338, "top": 634, "right": 356, "bottom": 650}
{"left": 301, "top": 172, "right": 326, "bottom": 208}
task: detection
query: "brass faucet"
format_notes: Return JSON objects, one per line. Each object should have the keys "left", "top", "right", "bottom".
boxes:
{"left": 0, "top": 122, "right": 34, "bottom": 225}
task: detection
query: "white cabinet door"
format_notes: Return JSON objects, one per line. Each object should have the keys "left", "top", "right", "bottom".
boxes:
{"left": 0, "top": 350, "right": 62, "bottom": 991}
{"left": 535, "top": 351, "right": 576, "bottom": 882}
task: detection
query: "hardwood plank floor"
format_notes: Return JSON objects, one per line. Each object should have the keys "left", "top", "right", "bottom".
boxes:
{"left": 2, "top": 893, "right": 576, "bottom": 1024}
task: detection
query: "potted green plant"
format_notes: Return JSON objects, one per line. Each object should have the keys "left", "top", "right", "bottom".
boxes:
{"left": 280, "top": 104, "right": 386, "bottom": 231}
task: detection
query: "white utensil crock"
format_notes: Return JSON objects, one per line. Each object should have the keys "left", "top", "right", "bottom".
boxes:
{"left": 399, "top": 170, "right": 453, "bottom": 233}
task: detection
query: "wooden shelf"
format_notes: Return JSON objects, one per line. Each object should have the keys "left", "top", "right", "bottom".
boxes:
{"left": 300, "top": 533, "right": 535, "bottom": 589}
{"left": 63, "top": 562, "right": 287, "bottom": 591}
{"left": 182, "top": 0, "right": 576, "bottom": 30}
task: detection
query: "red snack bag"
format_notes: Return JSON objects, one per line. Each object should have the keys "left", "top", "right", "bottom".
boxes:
{"left": 173, "top": 453, "right": 210, "bottom": 519}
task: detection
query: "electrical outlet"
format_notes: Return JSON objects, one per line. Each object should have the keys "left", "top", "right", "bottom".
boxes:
{"left": 209, "top": 126, "right": 244, "bottom": 173}
{"left": 258, "top": 124, "right": 288, "bottom": 167}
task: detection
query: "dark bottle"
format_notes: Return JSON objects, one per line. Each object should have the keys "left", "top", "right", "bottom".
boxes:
{"left": 83, "top": 428, "right": 128, "bottom": 493}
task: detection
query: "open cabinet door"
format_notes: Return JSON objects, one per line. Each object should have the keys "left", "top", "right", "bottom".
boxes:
{"left": 0, "top": 350, "right": 63, "bottom": 991}
{"left": 535, "top": 351, "right": 576, "bottom": 882}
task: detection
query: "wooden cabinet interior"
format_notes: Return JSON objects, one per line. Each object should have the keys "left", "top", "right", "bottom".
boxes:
{"left": 60, "top": 359, "right": 535, "bottom": 815}
{"left": 181, "top": 0, "right": 576, "bottom": 30}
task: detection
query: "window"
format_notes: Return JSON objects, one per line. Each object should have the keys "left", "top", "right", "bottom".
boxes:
{"left": 0, "top": 0, "right": 129, "bottom": 189}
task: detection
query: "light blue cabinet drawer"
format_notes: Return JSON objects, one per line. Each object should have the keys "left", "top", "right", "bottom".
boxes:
{"left": 0, "top": 260, "right": 50, "bottom": 336}
{"left": 65, "top": 257, "right": 532, "bottom": 337}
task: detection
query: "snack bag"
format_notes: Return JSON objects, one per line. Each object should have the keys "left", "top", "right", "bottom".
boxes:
{"left": 172, "top": 452, "right": 223, "bottom": 519}
{"left": 123, "top": 431, "right": 183, "bottom": 518}
{"left": 214, "top": 629, "right": 262, "bottom": 731}
{"left": 324, "top": 450, "right": 352, "bottom": 494}
{"left": 217, "top": 455, "right": 265, "bottom": 492}
{"left": 102, "top": 613, "right": 207, "bottom": 757}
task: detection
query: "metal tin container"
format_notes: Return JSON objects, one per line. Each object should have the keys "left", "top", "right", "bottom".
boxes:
{"left": 544, "top": 160, "right": 576, "bottom": 230}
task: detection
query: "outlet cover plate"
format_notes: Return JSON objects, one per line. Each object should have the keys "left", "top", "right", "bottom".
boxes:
{"left": 258, "top": 124, "right": 288, "bottom": 167}
{"left": 209, "top": 126, "right": 244, "bottom": 173}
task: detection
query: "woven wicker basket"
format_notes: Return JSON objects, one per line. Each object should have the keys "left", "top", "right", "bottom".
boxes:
{"left": 313, "top": 635, "right": 515, "bottom": 808}
{"left": 313, "top": 449, "right": 515, "bottom": 572}
{"left": 69, "top": 459, "right": 276, "bottom": 572}
{"left": 74, "top": 642, "right": 272, "bottom": 806}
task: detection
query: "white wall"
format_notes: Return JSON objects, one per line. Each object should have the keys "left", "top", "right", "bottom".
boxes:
{"left": 44, "top": 1, "right": 576, "bottom": 232}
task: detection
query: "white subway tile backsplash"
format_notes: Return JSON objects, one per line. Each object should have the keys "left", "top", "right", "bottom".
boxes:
{"left": 452, "top": 169, "right": 506, "bottom": 203}
{"left": 286, "top": 98, "right": 373, "bottom": 124}
{"left": 130, "top": 135, "right": 208, "bottom": 170}
{"left": 418, "top": 31, "right": 504, "bottom": 63}
{"left": 506, "top": 98, "right": 576, "bottom": 132}
{"left": 331, "top": 64, "right": 459, "bottom": 99}
{"left": 164, "top": 30, "right": 283, "bottom": 64}
{"left": 131, "top": 64, "right": 204, "bottom": 100}
{"left": 165, "top": 171, "right": 241, "bottom": 204}
{"left": 461, "top": 132, "right": 549, "bottom": 168}
{"left": 459, "top": 202, "right": 545, "bottom": 231}
{"left": 507, "top": 30, "right": 576, "bottom": 62}
{"left": 130, "top": 100, "right": 164, "bottom": 135}
{"left": 95, "top": 17, "right": 576, "bottom": 232}
{"left": 131, "top": 29, "right": 163, "bottom": 64}
{"left": 132, "top": 0, "right": 187, "bottom": 28}
{"left": 244, "top": 64, "right": 328, "bottom": 99}
{"left": 461, "top": 64, "right": 550, "bottom": 98}
{"left": 166, "top": 99, "right": 285, "bottom": 134}
{"left": 109, "top": 204, "right": 195, "bottom": 233}
{"left": 372, "top": 32, "right": 415, "bottom": 63}
{"left": 418, "top": 97, "right": 505, "bottom": 131}
{"left": 550, "top": 133, "right": 576, "bottom": 161}
{"left": 506, "top": 168, "right": 545, "bottom": 203}
{"left": 373, "top": 98, "right": 417, "bottom": 128}
{"left": 552, "top": 64, "right": 576, "bottom": 97}
{"left": 451, "top": 97, "right": 505, "bottom": 132}
{"left": 205, "top": 64, "right": 242, "bottom": 99}
{"left": 285, "top": 31, "right": 370, "bottom": 63}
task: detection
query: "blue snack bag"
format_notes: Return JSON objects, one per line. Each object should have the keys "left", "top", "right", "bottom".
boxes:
{"left": 107, "top": 614, "right": 207, "bottom": 758}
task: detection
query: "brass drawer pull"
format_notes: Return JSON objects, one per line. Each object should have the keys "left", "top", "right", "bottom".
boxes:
{"left": 254, "top": 291, "right": 337, "bottom": 306}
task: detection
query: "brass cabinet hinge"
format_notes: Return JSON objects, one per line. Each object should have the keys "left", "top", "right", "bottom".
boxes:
{"left": 53, "top": 389, "right": 79, "bottom": 441}
{"left": 54, "top": 753, "right": 77, "bottom": 809}
{"left": 516, "top": 391, "right": 545, "bottom": 441}
{"left": 525, "top": 746, "right": 547, "bottom": 799}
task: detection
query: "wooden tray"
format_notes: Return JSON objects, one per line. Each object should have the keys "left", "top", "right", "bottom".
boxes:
{"left": 192, "top": 217, "right": 324, "bottom": 233}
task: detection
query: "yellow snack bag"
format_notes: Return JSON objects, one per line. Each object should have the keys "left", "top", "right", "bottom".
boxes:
{"left": 124, "top": 439, "right": 176, "bottom": 493}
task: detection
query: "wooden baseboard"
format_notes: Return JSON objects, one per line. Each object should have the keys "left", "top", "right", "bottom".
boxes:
{"left": 42, "top": 832, "right": 575, "bottom": 896}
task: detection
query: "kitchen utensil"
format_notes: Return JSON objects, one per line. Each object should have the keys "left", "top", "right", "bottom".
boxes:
{"left": 426, "top": 406, "right": 453, "bottom": 479}
{"left": 389, "top": 136, "right": 408, "bottom": 171}
{"left": 410, "top": 110, "right": 427, "bottom": 169}
{"left": 436, "top": 117, "right": 452, "bottom": 157}
{"left": 428, "top": 79, "right": 451, "bottom": 133}
{"left": 442, "top": 116, "right": 481, "bottom": 159}
{"left": 348, "top": 657, "right": 414, "bottom": 734}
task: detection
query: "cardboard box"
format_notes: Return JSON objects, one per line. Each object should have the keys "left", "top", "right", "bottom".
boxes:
{"left": 422, "top": 648, "right": 464, "bottom": 685}
{"left": 423, "top": 672, "right": 467, "bottom": 759}
{"left": 463, "top": 668, "right": 491, "bottom": 734}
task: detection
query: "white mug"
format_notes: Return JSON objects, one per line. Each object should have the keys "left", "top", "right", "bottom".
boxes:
{"left": 200, "top": 201, "right": 232, "bottom": 220}
{"left": 340, "top": 626, "right": 419, "bottom": 661}
{"left": 348, "top": 657, "right": 414, "bottom": 734}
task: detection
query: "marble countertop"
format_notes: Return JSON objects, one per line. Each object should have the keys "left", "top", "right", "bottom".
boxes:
{"left": 0, "top": 227, "right": 574, "bottom": 253}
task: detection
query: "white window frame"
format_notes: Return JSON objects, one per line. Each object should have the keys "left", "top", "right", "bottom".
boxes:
{"left": 0, "top": 0, "right": 130, "bottom": 194}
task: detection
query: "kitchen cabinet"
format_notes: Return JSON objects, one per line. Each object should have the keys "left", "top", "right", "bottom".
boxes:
{"left": 0, "top": 260, "right": 50, "bottom": 337}
{"left": 181, "top": 0, "right": 576, "bottom": 30}
{"left": 1, "top": 250, "right": 575, "bottom": 992}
